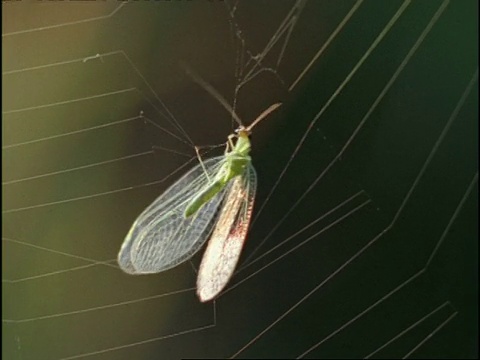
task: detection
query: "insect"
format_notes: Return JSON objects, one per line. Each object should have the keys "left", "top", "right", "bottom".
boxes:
{"left": 118, "top": 71, "right": 281, "bottom": 302}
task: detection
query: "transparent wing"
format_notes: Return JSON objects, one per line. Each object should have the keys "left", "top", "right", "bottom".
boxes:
{"left": 118, "top": 156, "right": 231, "bottom": 274}
{"left": 196, "top": 164, "right": 257, "bottom": 302}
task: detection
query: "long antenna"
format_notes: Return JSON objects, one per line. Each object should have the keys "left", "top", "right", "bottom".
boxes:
{"left": 182, "top": 63, "right": 244, "bottom": 127}
{"left": 246, "top": 103, "right": 282, "bottom": 131}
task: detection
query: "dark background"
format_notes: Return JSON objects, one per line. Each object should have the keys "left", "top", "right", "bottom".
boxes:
{"left": 2, "top": 1, "right": 478, "bottom": 359}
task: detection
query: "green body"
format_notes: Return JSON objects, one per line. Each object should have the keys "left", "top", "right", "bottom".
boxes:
{"left": 184, "top": 131, "right": 251, "bottom": 218}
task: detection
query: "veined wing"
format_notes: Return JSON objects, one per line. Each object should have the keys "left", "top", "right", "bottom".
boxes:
{"left": 118, "top": 156, "right": 231, "bottom": 274}
{"left": 196, "top": 164, "right": 257, "bottom": 302}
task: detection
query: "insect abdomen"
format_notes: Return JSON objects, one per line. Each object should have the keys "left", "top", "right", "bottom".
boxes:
{"left": 184, "top": 180, "right": 225, "bottom": 218}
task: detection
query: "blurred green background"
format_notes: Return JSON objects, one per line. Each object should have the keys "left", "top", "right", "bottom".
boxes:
{"left": 3, "top": 1, "right": 478, "bottom": 359}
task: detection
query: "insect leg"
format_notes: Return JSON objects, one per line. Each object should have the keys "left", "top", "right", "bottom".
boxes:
{"left": 194, "top": 146, "right": 211, "bottom": 182}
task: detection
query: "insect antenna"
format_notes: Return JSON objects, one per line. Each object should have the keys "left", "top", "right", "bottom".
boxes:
{"left": 182, "top": 63, "right": 244, "bottom": 128}
{"left": 246, "top": 102, "right": 282, "bottom": 132}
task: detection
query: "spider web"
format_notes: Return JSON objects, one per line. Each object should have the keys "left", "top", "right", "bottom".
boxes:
{"left": 2, "top": 1, "right": 478, "bottom": 359}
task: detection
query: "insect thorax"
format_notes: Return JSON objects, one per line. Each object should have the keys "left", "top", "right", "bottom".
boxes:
{"left": 219, "top": 152, "right": 251, "bottom": 183}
